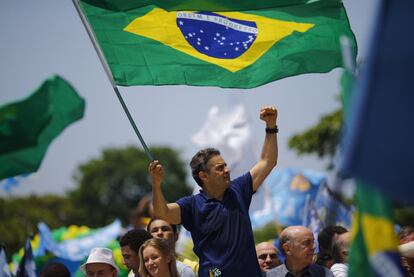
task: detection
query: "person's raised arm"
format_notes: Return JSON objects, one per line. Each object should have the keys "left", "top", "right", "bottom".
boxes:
{"left": 149, "top": 160, "right": 181, "bottom": 224}
{"left": 250, "top": 106, "right": 278, "bottom": 192}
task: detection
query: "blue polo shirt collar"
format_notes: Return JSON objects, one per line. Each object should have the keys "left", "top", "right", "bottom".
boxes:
{"left": 199, "top": 189, "right": 230, "bottom": 202}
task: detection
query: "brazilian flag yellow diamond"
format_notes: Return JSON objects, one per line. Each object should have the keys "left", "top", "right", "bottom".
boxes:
{"left": 124, "top": 8, "right": 314, "bottom": 72}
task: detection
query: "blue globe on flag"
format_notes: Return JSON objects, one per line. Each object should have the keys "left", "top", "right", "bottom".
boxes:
{"left": 176, "top": 11, "right": 258, "bottom": 59}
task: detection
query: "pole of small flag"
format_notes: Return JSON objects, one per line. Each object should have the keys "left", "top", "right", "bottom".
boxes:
{"left": 72, "top": 0, "right": 154, "bottom": 161}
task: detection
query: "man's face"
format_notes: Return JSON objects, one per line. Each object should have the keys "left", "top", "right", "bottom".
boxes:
{"left": 203, "top": 155, "right": 231, "bottom": 188}
{"left": 148, "top": 219, "right": 177, "bottom": 249}
{"left": 337, "top": 232, "right": 350, "bottom": 263}
{"left": 287, "top": 230, "right": 315, "bottom": 267}
{"left": 256, "top": 244, "right": 280, "bottom": 272}
{"left": 85, "top": 263, "right": 116, "bottom": 277}
{"left": 121, "top": 245, "right": 140, "bottom": 274}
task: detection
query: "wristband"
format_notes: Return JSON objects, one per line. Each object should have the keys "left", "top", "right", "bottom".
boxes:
{"left": 265, "top": 126, "right": 278, "bottom": 134}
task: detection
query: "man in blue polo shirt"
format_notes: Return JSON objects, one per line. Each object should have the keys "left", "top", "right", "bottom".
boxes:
{"left": 149, "top": 106, "right": 278, "bottom": 277}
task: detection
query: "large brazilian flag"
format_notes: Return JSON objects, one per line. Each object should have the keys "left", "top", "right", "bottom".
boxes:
{"left": 76, "top": 0, "right": 356, "bottom": 88}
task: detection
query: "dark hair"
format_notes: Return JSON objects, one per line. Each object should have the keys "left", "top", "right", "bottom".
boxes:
{"left": 40, "top": 262, "right": 70, "bottom": 277}
{"left": 317, "top": 226, "right": 347, "bottom": 251}
{"left": 147, "top": 218, "right": 178, "bottom": 233}
{"left": 331, "top": 242, "right": 341, "bottom": 263}
{"left": 315, "top": 250, "right": 332, "bottom": 266}
{"left": 120, "top": 229, "right": 152, "bottom": 254}
{"left": 190, "top": 148, "right": 220, "bottom": 186}
{"left": 331, "top": 235, "right": 347, "bottom": 263}
{"left": 399, "top": 226, "right": 414, "bottom": 240}
{"left": 316, "top": 225, "right": 347, "bottom": 266}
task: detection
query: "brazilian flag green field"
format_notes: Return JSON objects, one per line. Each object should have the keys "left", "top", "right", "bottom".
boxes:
{"left": 76, "top": 0, "right": 356, "bottom": 88}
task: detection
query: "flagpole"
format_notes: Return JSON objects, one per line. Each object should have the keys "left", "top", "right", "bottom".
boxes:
{"left": 72, "top": 0, "right": 115, "bottom": 87}
{"left": 72, "top": 0, "right": 153, "bottom": 161}
{"left": 328, "top": 35, "right": 359, "bottom": 199}
{"left": 113, "top": 86, "right": 153, "bottom": 160}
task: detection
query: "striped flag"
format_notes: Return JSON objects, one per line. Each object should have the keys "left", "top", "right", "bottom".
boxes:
{"left": 0, "top": 246, "right": 11, "bottom": 277}
{"left": 15, "top": 239, "right": 36, "bottom": 277}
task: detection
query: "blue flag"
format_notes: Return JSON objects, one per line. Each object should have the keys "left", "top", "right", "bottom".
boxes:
{"left": 250, "top": 168, "right": 325, "bottom": 228}
{"left": 16, "top": 239, "right": 35, "bottom": 277}
{"left": 340, "top": 0, "right": 414, "bottom": 205}
{"left": 314, "top": 185, "right": 353, "bottom": 228}
{"left": 302, "top": 196, "right": 322, "bottom": 235}
{"left": 0, "top": 247, "right": 11, "bottom": 277}
{"left": 302, "top": 184, "right": 353, "bottom": 236}
{"left": 37, "top": 219, "right": 121, "bottom": 261}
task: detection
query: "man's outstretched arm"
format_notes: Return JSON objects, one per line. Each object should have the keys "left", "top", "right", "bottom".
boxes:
{"left": 250, "top": 106, "right": 278, "bottom": 192}
{"left": 149, "top": 160, "right": 181, "bottom": 224}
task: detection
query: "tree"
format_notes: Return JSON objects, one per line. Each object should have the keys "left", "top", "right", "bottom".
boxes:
{"left": 288, "top": 109, "right": 342, "bottom": 169}
{"left": 0, "top": 195, "right": 76, "bottom": 256}
{"left": 68, "top": 146, "right": 192, "bottom": 227}
{"left": 287, "top": 108, "right": 414, "bottom": 224}
{"left": 253, "top": 222, "right": 283, "bottom": 245}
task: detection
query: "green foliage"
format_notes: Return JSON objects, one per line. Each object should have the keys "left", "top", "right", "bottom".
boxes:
{"left": 288, "top": 109, "right": 342, "bottom": 168}
{"left": 253, "top": 222, "right": 283, "bottom": 244}
{"left": 0, "top": 195, "right": 76, "bottom": 256}
{"left": 68, "top": 145, "right": 192, "bottom": 227}
{"left": 287, "top": 108, "right": 414, "bottom": 224}
{"left": 393, "top": 205, "right": 414, "bottom": 227}
{"left": 0, "top": 145, "right": 192, "bottom": 257}
{"left": 151, "top": 147, "right": 192, "bottom": 203}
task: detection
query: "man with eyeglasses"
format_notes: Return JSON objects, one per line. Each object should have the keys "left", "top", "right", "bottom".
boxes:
{"left": 256, "top": 242, "right": 281, "bottom": 273}
{"left": 266, "top": 226, "right": 333, "bottom": 277}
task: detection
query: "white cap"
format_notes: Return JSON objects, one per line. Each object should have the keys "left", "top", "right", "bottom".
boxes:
{"left": 80, "top": 248, "right": 119, "bottom": 275}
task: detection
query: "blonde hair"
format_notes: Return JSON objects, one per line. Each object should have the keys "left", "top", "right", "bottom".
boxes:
{"left": 138, "top": 238, "right": 179, "bottom": 277}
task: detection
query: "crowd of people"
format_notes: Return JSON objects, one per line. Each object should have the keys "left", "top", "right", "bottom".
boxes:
{"left": 40, "top": 222, "right": 414, "bottom": 277}
{"left": 40, "top": 223, "right": 414, "bottom": 277}
{"left": 39, "top": 106, "right": 414, "bottom": 276}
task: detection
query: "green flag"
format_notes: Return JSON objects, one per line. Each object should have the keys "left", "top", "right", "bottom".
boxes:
{"left": 348, "top": 182, "right": 405, "bottom": 277}
{"left": 76, "top": 0, "right": 356, "bottom": 88}
{"left": 338, "top": 33, "right": 404, "bottom": 277}
{"left": 0, "top": 75, "right": 85, "bottom": 180}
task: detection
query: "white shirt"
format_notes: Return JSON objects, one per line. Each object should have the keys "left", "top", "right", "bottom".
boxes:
{"left": 128, "top": 261, "right": 196, "bottom": 277}
{"left": 330, "top": 263, "right": 348, "bottom": 277}
{"left": 176, "top": 260, "right": 196, "bottom": 277}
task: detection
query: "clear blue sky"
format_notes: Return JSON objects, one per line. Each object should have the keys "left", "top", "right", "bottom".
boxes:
{"left": 0, "top": 0, "right": 377, "bottom": 197}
